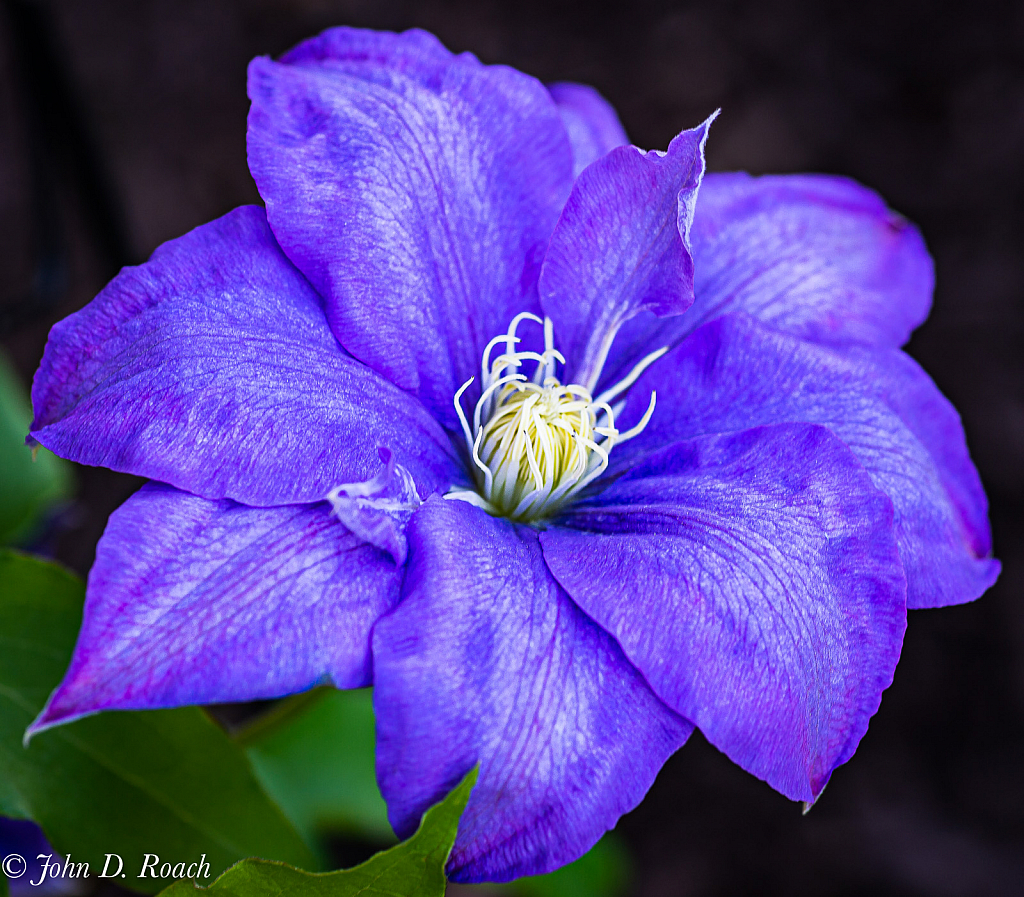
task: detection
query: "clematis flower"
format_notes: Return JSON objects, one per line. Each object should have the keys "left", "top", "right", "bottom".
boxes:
{"left": 26, "top": 27, "right": 998, "bottom": 883}
{"left": 0, "top": 818, "right": 76, "bottom": 895}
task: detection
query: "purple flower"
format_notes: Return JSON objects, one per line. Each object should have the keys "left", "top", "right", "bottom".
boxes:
{"left": 0, "top": 818, "right": 75, "bottom": 895}
{"left": 26, "top": 27, "right": 998, "bottom": 883}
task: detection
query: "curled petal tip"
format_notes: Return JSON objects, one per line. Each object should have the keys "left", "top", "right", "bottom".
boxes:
{"left": 801, "top": 780, "right": 829, "bottom": 815}
{"left": 22, "top": 700, "right": 82, "bottom": 748}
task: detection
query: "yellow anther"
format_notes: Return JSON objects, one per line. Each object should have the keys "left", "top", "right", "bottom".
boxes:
{"left": 448, "top": 315, "right": 664, "bottom": 522}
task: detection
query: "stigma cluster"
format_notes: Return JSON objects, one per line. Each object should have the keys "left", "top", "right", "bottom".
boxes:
{"left": 449, "top": 313, "right": 664, "bottom": 522}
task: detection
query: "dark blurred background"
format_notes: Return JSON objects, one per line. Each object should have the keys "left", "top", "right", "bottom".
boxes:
{"left": 1, "top": 1, "right": 1022, "bottom": 894}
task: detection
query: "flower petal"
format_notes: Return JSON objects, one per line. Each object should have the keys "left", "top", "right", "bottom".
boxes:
{"left": 877, "top": 350, "right": 996, "bottom": 562}
{"left": 326, "top": 447, "right": 422, "bottom": 566}
{"left": 30, "top": 483, "right": 399, "bottom": 734}
{"left": 247, "top": 27, "right": 575, "bottom": 427}
{"left": 278, "top": 24, "right": 452, "bottom": 69}
{"left": 538, "top": 115, "right": 714, "bottom": 388}
{"left": 547, "top": 82, "right": 629, "bottom": 176}
{"left": 30, "top": 205, "right": 460, "bottom": 505}
{"left": 598, "top": 172, "right": 934, "bottom": 387}
{"left": 615, "top": 315, "right": 999, "bottom": 608}
{"left": 373, "top": 497, "right": 691, "bottom": 882}
{"left": 542, "top": 423, "right": 906, "bottom": 803}
{"left": 689, "top": 172, "right": 933, "bottom": 346}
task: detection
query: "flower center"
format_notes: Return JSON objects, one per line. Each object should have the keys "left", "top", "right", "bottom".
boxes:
{"left": 446, "top": 312, "right": 665, "bottom": 523}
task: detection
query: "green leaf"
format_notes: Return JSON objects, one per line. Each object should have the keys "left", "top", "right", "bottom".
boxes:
{"left": 156, "top": 766, "right": 478, "bottom": 897}
{"left": 0, "top": 551, "right": 316, "bottom": 893}
{"left": 505, "top": 833, "right": 631, "bottom": 897}
{"left": 241, "top": 692, "right": 632, "bottom": 897}
{"left": 0, "top": 352, "right": 71, "bottom": 545}
{"left": 242, "top": 688, "right": 394, "bottom": 845}
{"left": 1, "top": 870, "right": 8, "bottom": 897}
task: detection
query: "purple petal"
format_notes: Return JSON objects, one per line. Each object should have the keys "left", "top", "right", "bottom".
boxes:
{"left": 688, "top": 172, "right": 934, "bottom": 347}
{"left": 614, "top": 315, "right": 998, "bottom": 608}
{"left": 877, "top": 350, "right": 995, "bottom": 561}
{"left": 247, "top": 27, "right": 575, "bottom": 428}
{"left": 373, "top": 497, "right": 691, "bottom": 882}
{"left": 279, "top": 24, "right": 452, "bottom": 70}
{"left": 0, "top": 820, "right": 72, "bottom": 897}
{"left": 597, "top": 172, "right": 934, "bottom": 387}
{"left": 326, "top": 447, "right": 421, "bottom": 566}
{"left": 539, "top": 115, "right": 714, "bottom": 388}
{"left": 30, "top": 484, "right": 400, "bottom": 734}
{"left": 30, "top": 205, "right": 459, "bottom": 505}
{"left": 542, "top": 424, "right": 907, "bottom": 803}
{"left": 547, "top": 82, "right": 629, "bottom": 176}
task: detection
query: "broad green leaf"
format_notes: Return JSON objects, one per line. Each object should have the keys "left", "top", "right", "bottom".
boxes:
{"left": 240, "top": 688, "right": 631, "bottom": 897}
{"left": 0, "top": 353, "right": 70, "bottom": 545}
{"left": 505, "top": 833, "right": 630, "bottom": 897}
{"left": 242, "top": 688, "right": 393, "bottom": 845}
{"left": 157, "top": 766, "right": 477, "bottom": 897}
{"left": 0, "top": 551, "right": 316, "bottom": 893}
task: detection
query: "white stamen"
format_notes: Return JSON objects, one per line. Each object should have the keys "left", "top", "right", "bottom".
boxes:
{"left": 448, "top": 314, "right": 665, "bottom": 522}
{"left": 618, "top": 392, "right": 659, "bottom": 441}
{"left": 594, "top": 345, "right": 669, "bottom": 407}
